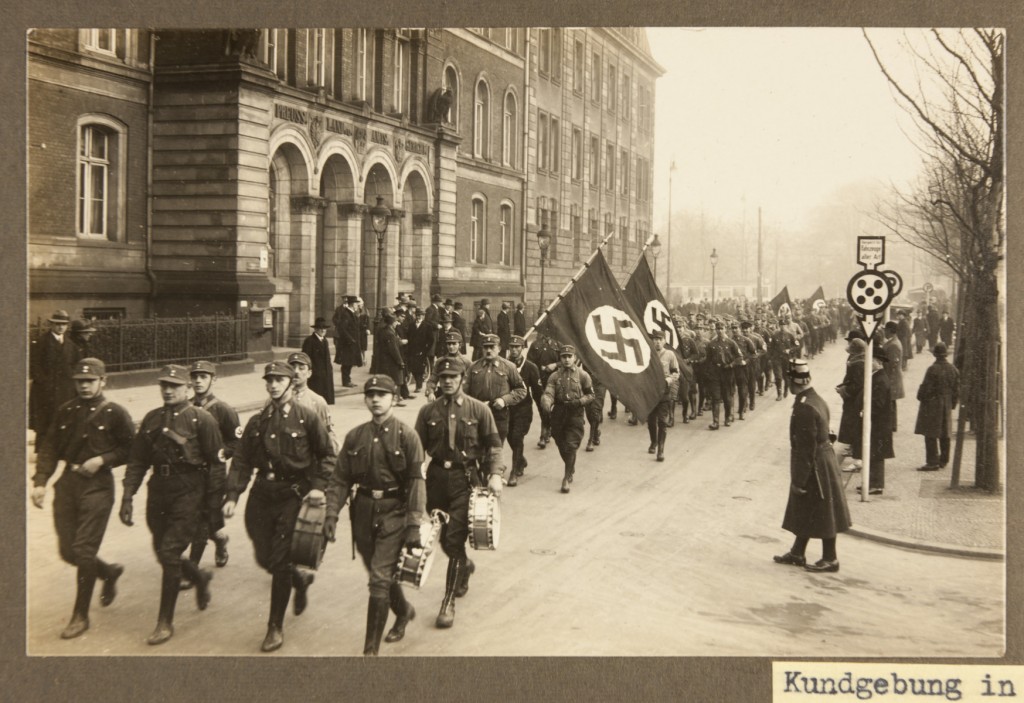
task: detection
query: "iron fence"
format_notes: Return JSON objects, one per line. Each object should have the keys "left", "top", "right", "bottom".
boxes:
{"left": 29, "top": 313, "right": 250, "bottom": 373}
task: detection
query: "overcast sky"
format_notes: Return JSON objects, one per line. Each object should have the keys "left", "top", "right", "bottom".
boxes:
{"left": 648, "top": 28, "right": 924, "bottom": 233}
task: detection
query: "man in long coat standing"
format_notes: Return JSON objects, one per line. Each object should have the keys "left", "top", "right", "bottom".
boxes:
{"left": 914, "top": 342, "right": 960, "bottom": 471}
{"left": 773, "top": 359, "right": 851, "bottom": 573}
{"left": 302, "top": 318, "right": 335, "bottom": 404}
{"left": 333, "top": 296, "right": 363, "bottom": 388}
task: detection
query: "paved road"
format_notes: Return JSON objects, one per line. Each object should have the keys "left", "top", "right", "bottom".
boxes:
{"left": 26, "top": 345, "right": 1004, "bottom": 656}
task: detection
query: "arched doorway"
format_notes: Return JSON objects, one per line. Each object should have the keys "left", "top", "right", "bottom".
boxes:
{"left": 267, "top": 141, "right": 312, "bottom": 346}
{"left": 318, "top": 154, "right": 357, "bottom": 319}
{"left": 400, "top": 168, "right": 432, "bottom": 297}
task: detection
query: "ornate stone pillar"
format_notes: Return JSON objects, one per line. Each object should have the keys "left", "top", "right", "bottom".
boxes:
{"left": 336, "top": 202, "right": 368, "bottom": 308}
{"left": 412, "top": 212, "right": 435, "bottom": 297}
{"left": 287, "top": 195, "right": 325, "bottom": 345}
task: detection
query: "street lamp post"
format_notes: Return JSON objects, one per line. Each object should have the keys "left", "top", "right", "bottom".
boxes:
{"left": 710, "top": 248, "right": 719, "bottom": 313}
{"left": 649, "top": 233, "right": 662, "bottom": 281}
{"left": 370, "top": 195, "right": 391, "bottom": 320}
{"left": 537, "top": 224, "right": 551, "bottom": 317}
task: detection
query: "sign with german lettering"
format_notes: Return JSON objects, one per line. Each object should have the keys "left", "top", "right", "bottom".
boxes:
{"left": 857, "top": 236, "right": 885, "bottom": 268}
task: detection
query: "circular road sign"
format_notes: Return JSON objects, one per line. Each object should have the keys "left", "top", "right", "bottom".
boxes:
{"left": 846, "top": 270, "right": 894, "bottom": 317}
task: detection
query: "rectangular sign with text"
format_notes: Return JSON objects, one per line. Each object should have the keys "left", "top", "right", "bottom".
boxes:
{"left": 858, "top": 236, "right": 886, "bottom": 267}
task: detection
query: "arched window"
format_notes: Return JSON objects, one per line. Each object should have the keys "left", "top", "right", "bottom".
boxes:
{"left": 443, "top": 65, "right": 459, "bottom": 130}
{"left": 471, "top": 196, "right": 486, "bottom": 263}
{"left": 502, "top": 91, "right": 517, "bottom": 167}
{"left": 500, "top": 202, "right": 514, "bottom": 265}
{"left": 76, "top": 117, "right": 125, "bottom": 242}
{"left": 474, "top": 80, "right": 489, "bottom": 159}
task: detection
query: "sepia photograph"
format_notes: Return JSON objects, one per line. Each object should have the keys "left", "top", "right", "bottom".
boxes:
{"left": 10, "top": 8, "right": 1019, "bottom": 701}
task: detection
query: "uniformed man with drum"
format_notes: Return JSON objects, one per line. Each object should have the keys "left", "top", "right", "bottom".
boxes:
{"left": 120, "top": 364, "right": 225, "bottom": 645}
{"left": 323, "top": 375, "right": 426, "bottom": 656}
{"left": 414, "top": 357, "right": 504, "bottom": 629}
{"left": 222, "top": 361, "right": 336, "bottom": 652}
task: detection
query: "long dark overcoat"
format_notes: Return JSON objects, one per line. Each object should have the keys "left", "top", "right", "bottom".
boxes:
{"left": 914, "top": 357, "right": 960, "bottom": 438}
{"left": 836, "top": 357, "right": 864, "bottom": 446}
{"left": 370, "top": 323, "right": 405, "bottom": 386}
{"left": 332, "top": 305, "right": 363, "bottom": 367}
{"left": 782, "top": 387, "right": 852, "bottom": 539}
{"left": 302, "top": 333, "right": 336, "bottom": 404}
{"left": 29, "top": 332, "right": 77, "bottom": 432}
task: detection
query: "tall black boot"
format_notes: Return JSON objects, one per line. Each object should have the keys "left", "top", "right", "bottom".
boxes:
{"left": 436, "top": 558, "right": 462, "bottom": 628}
{"left": 188, "top": 539, "right": 207, "bottom": 569}
{"left": 385, "top": 582, "right": 415, "bottom": 643}
{"left": 262, "top": 571, "right": 291, "bottom": 652}
{"left": 656, "top": 426, "right": 667, "bottom": 462}
{"left": 181, "top": 558, "right": 213, "bottom": 611}
{"left": 61, "top": 565, "right": 97, "bottom": 639}
{"left": 363, "top": 596, "right": 391, "bottom": 656}
{"left": 291, "top": 566, "right": 315, "bottom": 616}
{"left": 454, "top": 558, "right": 475, "bottom": 598}
{"left": 95, "top": 558, "right": 124, "bottom": 607}
{"left": 147, "top": 570, "right": 179, "bottom": 645}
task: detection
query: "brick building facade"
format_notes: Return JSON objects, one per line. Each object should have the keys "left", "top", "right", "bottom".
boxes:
{"left": 28, "top": 28, "right": 662, "bottom": 345}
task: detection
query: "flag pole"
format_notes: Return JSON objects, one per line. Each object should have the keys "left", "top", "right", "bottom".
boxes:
{"left": 525, "top": 228, "right": 618, "bottom": 341}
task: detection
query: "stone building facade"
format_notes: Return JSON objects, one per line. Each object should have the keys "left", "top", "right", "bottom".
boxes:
{"left": 28, "top": 28, "right": 662, "bottom": 345}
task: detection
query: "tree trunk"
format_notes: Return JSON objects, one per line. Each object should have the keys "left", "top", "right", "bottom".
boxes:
{"left": 973, "top": 272, "right": 1001, "bottom": 491}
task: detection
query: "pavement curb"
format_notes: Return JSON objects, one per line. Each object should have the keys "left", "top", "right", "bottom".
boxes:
{"left": 847, "top": 526, "right": 1004, "bottom": 561}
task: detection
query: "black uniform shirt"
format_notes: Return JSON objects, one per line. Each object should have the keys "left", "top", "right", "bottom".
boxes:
{"left": 34, "top": 394, "right": 134, "bottom": 487}
{"left": 414, "top": 391, "right": 504, "bottom": 476}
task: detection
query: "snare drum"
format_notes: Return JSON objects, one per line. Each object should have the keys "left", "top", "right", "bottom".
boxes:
{"left": 395, "top": 510, "right": 447, "bottom": 589}
{"left": 467, "top": 487, "right": 500, "bottom": 550}
{"left": 290, "top": 498, "right": 328, "bottom": 569}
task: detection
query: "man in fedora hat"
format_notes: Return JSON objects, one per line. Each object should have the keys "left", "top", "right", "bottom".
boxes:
{"left": 469, "top": 302, "right": 493, "bottom": 361}
{"left": 32, "top": 357, "right": 134, "bottom": 639}
{"left": 223, "top": 361, "right": 336, "bottom": 652}
{"left": 69, "top": 319, "right": 98, "bottom": 361}
{"left": 773, "top": 358, "right": 851, "bottom": 573}
{"left": 496, "top": 302, "right": 512, "bottom": 358}
{"left": 423, "top": 293, "right": 446, "bottom": 375}
{"left": 302, "top": 317, "right": 335, "bottom": 404}
{"left": 120, "top": 365, "right": 225, "bottom": 645}
{"left": 914, "top": 342, "right": 960, "bottom": 471}
{"left": 324, "top": 374, "right": 426, "bottom": 655}
{"left": 333, "top": 296, "right": 363, "bottom": 388}
{"left": 30, "top": 309, "right": 78, "bottom": 450}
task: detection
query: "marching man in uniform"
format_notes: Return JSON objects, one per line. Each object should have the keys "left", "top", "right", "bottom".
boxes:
{"left": 323, "top": 375, "right": 427, "bottom": 655}
{"left": 540, "top": 345, "right": 596, "bottom": 493}
{"left": 414, "top": 358, "right": 504, "bottom": 629}
{"left": 120, "top": 365, "right": 225, "bottom": 645}
{"left": 32, "top": 357, "right": 134, "bottom": 639}
{"left": 222, "top": 361, "right": 336, "bottom": 652}
{"left": 505, "top": 334, "right": 543, "bottom": 485}
{"left": 646, "top": 331, "right": 680, "bottom": 462}
{"left": 464, "top": 333, "right": 527, "bottom": 446}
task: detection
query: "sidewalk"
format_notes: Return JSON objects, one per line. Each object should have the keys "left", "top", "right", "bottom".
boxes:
{"left": 95, "top": 339, "right": 1004, "bottom": 561}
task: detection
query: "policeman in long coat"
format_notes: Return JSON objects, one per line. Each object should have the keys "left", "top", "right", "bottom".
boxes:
{"left": 914, "top": 342, "right": 960, "bottom": 470}
{"left": 773, "top": 359, "right": 851, "bottom": 573}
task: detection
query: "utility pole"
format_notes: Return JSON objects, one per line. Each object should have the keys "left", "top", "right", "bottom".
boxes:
{"left": 757, "top": 206, "right": 763, "bottom": 304}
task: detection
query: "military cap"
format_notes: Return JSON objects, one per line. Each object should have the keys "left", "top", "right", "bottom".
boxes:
{"left": 787, "top": 358, "right": 811, "bottom": 380}
{"left": 71, "top": 319, "right": 97, "bottom": 333}
{"left": 158, "top": 364, "right": 189, "bottom": 385}
{"left": 288, "top": 351, "right": 313, "bottom": 367}
{"left": 740, "top": 320, "right": 753, "bottom": 329}
{"left": 714, "top": 321, "right": 726, "bottom": 330}
{"left": 73, "top": 357, "right": 106, "bottom": 379}
{"left": 445, "top": 330, "right": 463, "bottom": 343}
{"left": 431, "top": 293, "right": 444, "bottom": 303}
{"left": 436, "top": 357, "right": 466, "bottom": 376}
{"left": 263, "top": 360, "right": 296, "bottom": 379}
{"left": 649, "top": 330, "right": 665, "bottom": 340}
{"left": 559, "top": 344, "right": 576, "bottom": 356}
{"left": 190, "top": 360, "right": 217, "bottom": 376}
{"left": 508, "top": 335, "right": 526, "bottom": 347}
{"left": 481, "top": 333, "right": 499, "bottom": 346}
{"left": 364, "top": 375, "right": 398, "bottom": 394}
{"left": 49, "top": 309, "right": 71, "bottom": 324}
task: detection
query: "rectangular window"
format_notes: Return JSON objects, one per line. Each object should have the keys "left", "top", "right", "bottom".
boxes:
{"left": 621, "top": 74, "right": 630, "bottom": 119}
{"left": 307, "top": 29, "right": 326, "bottom": 87}
{"left": 620, "top": 149, "right": 629, "bottom": 195}
{"left": 589, "top": 209, "right": 599, "bottom": 250}
{"left": 605, "top": 142, "right": 615, "bottom": 191}
{"left": 264, "top": 29, "right": 279, "bottom": 76}
{"left": 471, "top": 199, "right": 485, "bottom": 263}
{"left": 551, "top": 29, "right": 562, "bottom": 80}
{"left": 607, "top": 63, "right": 617, "bottom": 113}
{"left": 78, "top": 125, "right": 111, "bottom": 240}
{"left": 538, "top": 29, "right": 550, "bottom": 75}
{"left": 550, "top": 199, "right": 559, "bottom": 258}
{"left": 589, "top": 135, "right": 599, "bottom": 188}
{"left": 573, "top": 39, "right": 584, "bottom": 93}
{"left": 636, "top": 156, "right": 644, "bottom": 201}
{"left": 571, "top": 127, "right": 583, "bottom": 181}
{"left": 538, "top": 111, "right": 549, "bottom": 172}
{"left": 500, "top": 205, "right": 513, "bottom": 265}
{"left": 591, "top": 52, "right": 601, "bottom": 103}
{"left": 571, "top": 206, "right": 582, "bottom": 262}
{"left": 549, "top": 117, "right": 560, "bottom": 174}
{"left": 393, "top": 36, "right": 407, "bottom": 113}
{"left": 83, "top": 29, "right": 116, "bottom": 55}
{"left": 356, "top": 29, "right": 369, "bottom": 100}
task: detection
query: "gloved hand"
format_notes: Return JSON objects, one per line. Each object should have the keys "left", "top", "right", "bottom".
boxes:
{"left": 403, "top": 525, "right": 422, "bottom": 550}
{"left": 119, "top": 498, "right": 134, "bottom": 526}
{"left": 323, "top": 516, "right": 338, "bottom": 543}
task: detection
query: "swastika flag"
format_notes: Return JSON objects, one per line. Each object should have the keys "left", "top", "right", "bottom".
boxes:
{"left": 624, "top": 253, "right": 687, "bottom": 369}
{"left": 537, "top": 250, "right": 666, "bottom": 419}
{"left": 805, "top": 285, "right": 826, "bottom": 313}
{"left": 769, "top": 286, "right": 794, "bottom": 317}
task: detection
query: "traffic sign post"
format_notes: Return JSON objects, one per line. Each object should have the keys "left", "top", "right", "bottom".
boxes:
{"left": 846, "top": 236, "right": 903, "bottom": 502}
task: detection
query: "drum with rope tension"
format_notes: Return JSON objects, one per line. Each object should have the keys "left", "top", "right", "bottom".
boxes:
{"left": 290, "top": 497, "right": 328, "bottom": 569}
{"left": 468, "top": 487, "right": 500, "bottom": 550}
{"left": 395, "top": 510, "right": 447, "bottom": 589}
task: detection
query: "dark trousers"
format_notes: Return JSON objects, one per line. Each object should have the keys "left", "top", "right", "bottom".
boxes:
{"left": 53, "top": 469, "right": 115, "bottom": 568}
{"left": 508, "top": 404, "right": 533, "bottom": 470}
{"left": 551, "top": 406, "right": 585, "bottom": 475}
{"left": 341, "top": 365, "right": 355, "bottom": 385}
{"left": 145, "top": 472, "right": 206, "bottom": 577}
{"left": 925, "top": 437, "right": 951, "bottom": 466}
{"left": 351, "top": 495, "right": 406, "bottom": 599}
{"left": 426, "top": 463, "right": 471, "bottom": 560}
{"left": 244, "top": 479, "right": 305, "bottom": 575}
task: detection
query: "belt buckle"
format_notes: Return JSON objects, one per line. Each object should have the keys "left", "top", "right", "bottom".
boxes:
{"left": 157, "top": 464, "right": 171, "bottom": 477}
{"left": 371, "top": 489, "right": 384, "bottom": 499}
{"left": 443, "top": 460, "right": 453, "bottom": 469}
{"left": 265, "top": 471, "right": 276, "bottom": 481}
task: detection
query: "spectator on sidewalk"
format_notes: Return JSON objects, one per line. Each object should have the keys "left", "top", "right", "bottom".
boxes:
{"left": 370, "top": 310, "right": 407, "bottom": 407}
{"left": 773, "top": 358, "right": 851, "bottom": 573}
{"left": 897, "top": 310, "right": 913, "bottom": 368}
{"left": 302, "top": 317, "right": 335, "bottom": 405}
{"left": 926, "top": 305, "right": 941, "bottom": 350}
{"left": 882, "top": 322, "right": 905, "bottom": 432}
{"left": 912, "top": 311, "right": 929, "bottom": 354}
{"left": 333, "top": 295, "right": 363, "bottom": 388}
{"left": 30, "top": 309, "right": 78, "bottom": 452}
{"left": 856, "top": 346, "right": 895, "bottom": 496}
{"left": 68, "top": 319, "right": 97, "bottom": 361}
{"left": 836, "top": 336, "right": 866, "bottom": 464}
{"left": 914, "top": 342, "right": 960, "bottom": 471}
{"left": 938, "top": 311, "right": 955, "bottom": 348}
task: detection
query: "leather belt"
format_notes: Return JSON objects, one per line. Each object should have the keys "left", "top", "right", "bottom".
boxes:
{"left": 155, "top": 463, "right": 200, "bottom": 477}
{"left": 435, "top": 460, "right": 467, "bottom": 470}
{"left": 356, "top": 485, "right": 401, "bottom": 500}
{"left": 259, "top": 470, "right": 302, "bottom": 483}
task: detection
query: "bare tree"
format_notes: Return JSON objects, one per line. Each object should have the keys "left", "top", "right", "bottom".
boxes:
{"left": 865, "top": 28, "right": 1004, "bottom": 491}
